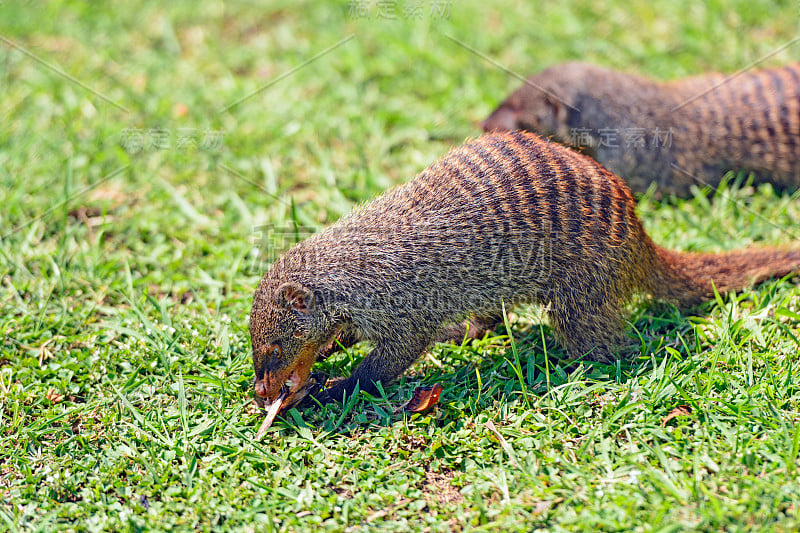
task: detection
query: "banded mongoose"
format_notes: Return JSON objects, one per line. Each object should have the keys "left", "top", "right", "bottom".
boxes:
{"left": 482, "top": 62, "right": 800, "bottom": 196}
{"left": 250, "top": 130, "right": 799, "bottom": 412}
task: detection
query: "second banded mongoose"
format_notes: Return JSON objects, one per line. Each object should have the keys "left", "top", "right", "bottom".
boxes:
{"left": 250, "top": 130, "right": 799, "bottom": 413}
{"left": 482, "top": 62, "right": 800, "bottom": 196}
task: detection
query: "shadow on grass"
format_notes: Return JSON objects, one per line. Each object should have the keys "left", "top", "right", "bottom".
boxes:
{"left": 264, "top": 301, "right": 706, "bottom": 435}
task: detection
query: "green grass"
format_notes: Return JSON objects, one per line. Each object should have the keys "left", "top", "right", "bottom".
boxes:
{"left": 2, "top": 0, "right": 800, "bottom": 530}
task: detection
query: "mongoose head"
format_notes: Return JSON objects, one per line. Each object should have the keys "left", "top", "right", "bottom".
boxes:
{"left": 482, "top": 88, "right": 568, "bottom": 140}
{"left": 482, "top": 62, "right": 592, "bottom": 143}
{"left": 250, "top": 279, "right": 321, "bottom": 412}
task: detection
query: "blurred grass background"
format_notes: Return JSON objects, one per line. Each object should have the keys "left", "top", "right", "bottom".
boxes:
{"left": 1, "top": 0, "right": 800, "bottom": 530}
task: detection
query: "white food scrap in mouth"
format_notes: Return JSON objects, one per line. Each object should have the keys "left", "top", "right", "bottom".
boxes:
{"left": 254, "top": 368, "right": 324, "bottom": 440}
{"left": 255, "top": 390, "right": 286, "bottom": 441}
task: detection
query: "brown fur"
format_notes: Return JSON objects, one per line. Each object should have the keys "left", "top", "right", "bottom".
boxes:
{"left": 250, "top": 131, "right": 799, "bottom": 408}
{"left": 483, "top": 62, "right": 800, "bottom": 196}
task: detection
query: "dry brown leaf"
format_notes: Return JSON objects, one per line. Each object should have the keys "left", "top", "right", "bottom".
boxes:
{"left": 662, "top": 404, "right": 693, "bottom": 427}
{"left": 46, "top": 389, "right": 63, "bottom": 404}
{"left": 405, "top": 383, "right": 443, "bottom": 413}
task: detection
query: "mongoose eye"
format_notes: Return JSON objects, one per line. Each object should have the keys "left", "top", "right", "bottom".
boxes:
{"left": 293, "top": 330, "right": 302, "bottom": 338}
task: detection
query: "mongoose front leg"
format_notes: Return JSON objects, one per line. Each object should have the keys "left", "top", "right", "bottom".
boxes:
{"left": 314, "top": 335, "right": 432, "bottom": 405}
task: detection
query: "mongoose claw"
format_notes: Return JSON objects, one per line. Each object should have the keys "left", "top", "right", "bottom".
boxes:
{"left": 305, "top": 371, "right": 328, "bottom": 398}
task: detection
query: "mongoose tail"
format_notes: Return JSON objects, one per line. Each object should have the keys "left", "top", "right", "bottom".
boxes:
{"left": 654, "top": 247, "right": 800, "bottom": 307}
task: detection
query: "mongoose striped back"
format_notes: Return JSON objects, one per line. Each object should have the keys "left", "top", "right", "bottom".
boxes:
{"left": 679, "top": 63, "right": 800, "bottom": 182}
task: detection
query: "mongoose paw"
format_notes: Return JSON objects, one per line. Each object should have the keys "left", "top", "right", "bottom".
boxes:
{"left": 300, "top": 389, "right": 332, "bottom": 409}
{"left": 299, "top": 377, "right": 350, "bottom": 409}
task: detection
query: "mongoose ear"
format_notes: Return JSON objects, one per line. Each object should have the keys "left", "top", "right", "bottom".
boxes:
{"left": 276, "top": 282, "right": 315, "bottom": 314}
{"left": 544, "top": 94, "right": 564, "bottom": 123}
{"left": 543, "top": 94, "right": 573, "bottom": 140}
